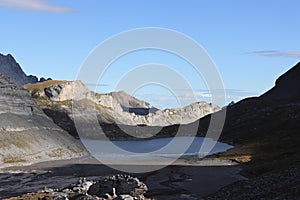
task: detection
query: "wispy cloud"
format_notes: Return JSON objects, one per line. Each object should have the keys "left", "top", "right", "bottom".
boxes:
{"left": 0, "top": 0, "right": 73, "bottom": 13}
{"left": 248, "top": 50, "right": 300, "bottom": 58}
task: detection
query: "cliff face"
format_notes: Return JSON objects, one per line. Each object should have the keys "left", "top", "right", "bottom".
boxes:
{"left": 0, "top": 74, "right": 86, "bottom": 167}
{"left": 0, "top": 53, "right": 50, "bottom": 86}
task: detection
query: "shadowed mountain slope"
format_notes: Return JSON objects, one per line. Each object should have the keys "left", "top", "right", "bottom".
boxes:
{"left": 201, "top": 62, "right": 300, "bottom": 199}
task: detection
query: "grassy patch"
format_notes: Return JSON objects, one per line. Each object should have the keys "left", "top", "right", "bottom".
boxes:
{"left": 3, "top": 155, "right": 26, "bottom": 163}
{"left": 47, "top": 148, "right": 64, "bottom": 158}
{"left": 34, "top": 98, "right": 71, "bottom": 109}
{"left": 23, "top": 80, "right": 68, "bottom": 93}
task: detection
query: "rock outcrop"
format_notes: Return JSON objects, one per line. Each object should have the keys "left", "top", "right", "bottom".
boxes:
{"left": 0, "top": 74, "right": 86, "bottom": 168}
{"left": 0, "top": 53, "right": 51, "bottom": 86}
{"left": 88, "top": 175, "right": 148, "bottom": 199}
{"left": 110, "top": 90, "right": 151, "bottom": 109}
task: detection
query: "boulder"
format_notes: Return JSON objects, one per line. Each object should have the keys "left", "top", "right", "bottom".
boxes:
{"left": 88, "top": 174, "right": 148, "bottom": 198}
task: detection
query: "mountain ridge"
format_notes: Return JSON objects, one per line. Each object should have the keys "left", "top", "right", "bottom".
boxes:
{"left": 0, "top": 53, "right": 51, "bottom": 86}
{"left": 260, "top": 62, "right": 300, "bottom": 100}
{"left": 195, "top": 61, "right": 300, "bottom": 198}
{"left": 22, "top": 78, "right": 219, "bottom": 140}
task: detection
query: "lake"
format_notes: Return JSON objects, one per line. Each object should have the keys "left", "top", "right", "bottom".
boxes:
{"left": 81, "top": 137, "right": 232, "bottom": 163}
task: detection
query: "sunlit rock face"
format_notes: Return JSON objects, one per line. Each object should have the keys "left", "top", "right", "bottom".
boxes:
{"left": 25, "top": 79, "right": 220, "bottom": 128}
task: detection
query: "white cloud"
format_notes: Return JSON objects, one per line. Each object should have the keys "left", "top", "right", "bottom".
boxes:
{"left": 248, "top": 50, "right": 300, "bottom": 58}
{"left": 0, "top": 0, "right": 73, "bottom": 13}
{"left": 194, "top": 91, "right": 212, "bottom": 98}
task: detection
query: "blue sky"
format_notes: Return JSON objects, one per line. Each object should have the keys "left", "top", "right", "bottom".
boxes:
{"left": 1, "top": 0, "right": 300, "bottom": 108}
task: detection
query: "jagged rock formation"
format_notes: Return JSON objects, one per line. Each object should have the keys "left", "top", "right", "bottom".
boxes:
{"left": 0, "top": 74, "right": 86, "bottom": 168}
{"left": 23, "top": 80, "right": 220, "bottom": 137}
{"left": 0, "top": 53, "right": 51, "bottom": 86}
{"left": 7, "top": 175, "right": 150, "bottom": 200}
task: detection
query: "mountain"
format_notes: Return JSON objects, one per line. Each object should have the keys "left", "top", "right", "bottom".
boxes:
{"left": 110, "top": 90, "right": 151, "bottom": 109}
{"left": 193, "top": 62, "right": 300, "bottom": 172}
{"left": 0, "top": 73, "right": 86, "bottom": 168}
{"left": 23, "top": 80, "right": 219, "bottom": 138}
{"left": 0, "top": 53, "right": 50, "bottom": 86}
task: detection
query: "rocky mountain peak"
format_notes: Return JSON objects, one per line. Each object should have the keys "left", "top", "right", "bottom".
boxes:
{"left": 0, "top": 53, "right": 51, "bottom": 86}
{"left": 110, "top": 90, "right": 151, "bottom": 109}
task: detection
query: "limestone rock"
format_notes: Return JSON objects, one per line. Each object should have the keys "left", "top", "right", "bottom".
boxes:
{"left": 110, "top": 90, "right": 150, "bottom": 108}
{"left": 24, "top": 80, "right": 220, "bottom": 129}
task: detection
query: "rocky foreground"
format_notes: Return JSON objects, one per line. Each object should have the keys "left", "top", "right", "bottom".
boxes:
{"left": 205, "top": 162, "right": 300, "bottom": 200}
{"left": 7, "top": 175, "right": 150, "bottom": 200}
{"left": 0, "top": 157, "right": 243, "bottom": 200}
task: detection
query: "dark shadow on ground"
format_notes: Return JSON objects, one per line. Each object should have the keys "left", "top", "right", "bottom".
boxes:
{"left": 0, "top": 163, "right": 244, "bottom": 200}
